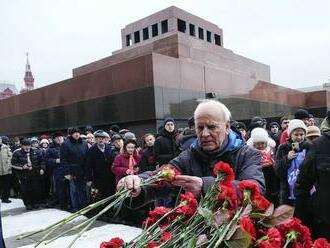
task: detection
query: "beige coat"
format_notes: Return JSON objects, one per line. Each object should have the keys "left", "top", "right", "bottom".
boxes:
{"left": 0, "top": 144, "right": 12, "bottom": 176}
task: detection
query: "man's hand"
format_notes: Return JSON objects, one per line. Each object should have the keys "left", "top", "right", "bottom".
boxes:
{"left": 172, "top": 175, "right": 203, "bottom": 198}
{"left": 117, "top": 175, "right": 141, "bottom": 197}
{"left": 86, "top": 181, "right": 92, "bottom": 187}
{"left": 40, "top": 169, "right": 44, "bottom": 175}
{"left": 22, "top": 164, "right": 28, "bottom": 170}
{"left": 288, "top": 150, "right": 297, "bottom": 160}
{"left": 56, "top": 158, "right": 60, "bottom": 164}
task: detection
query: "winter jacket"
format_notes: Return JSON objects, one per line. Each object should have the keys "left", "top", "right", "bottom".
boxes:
{"left": 85, "top": 144, "right": 116, "bottom": 196}
{"left": 154, "top": 128, "right": 180, "bottom": 166}
{"left": 112, "top": 151, "right": 141, "bottom": 184}
{"left": 169, "top": 130, "right": 265, "bottom": 194}
{"left": 179, "top": 129, "right": 197, "bottom": 151}
{"left": 0, "top": 144, "right": 12, "bottom": 176}
{"left": 295, "top": 117, "right": 330, "bottom": 226}
{"left": 274, "top": 140, "right": 311, "bottom": 205}
{"left": 60, "top": 136, "right": 88, "bottom": 179}
{"left": 140, "top": 146, "right": 157, "bottom": 172}
{"left": 11, "top": 147, "right": 45, "bottom": 177}
{"left": 45, "top": 143, "right": 68, "bottom": 177}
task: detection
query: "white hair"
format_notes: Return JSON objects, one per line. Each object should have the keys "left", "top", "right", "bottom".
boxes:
{"left": 194, "top": 99, "right": 231, "bottom": 122}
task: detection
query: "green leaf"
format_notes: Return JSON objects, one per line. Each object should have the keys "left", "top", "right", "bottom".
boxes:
{"left": 224, "top": 228, "right": 252, "bottom": 248}
{"left": 270, "top": 204, "right": 295, "bottom": 226}
{"left": 197, "top": 207, "right": 213, "bottom": 226}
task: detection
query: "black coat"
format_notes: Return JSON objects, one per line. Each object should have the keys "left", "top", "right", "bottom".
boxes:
{"left": 45, "top": 143, "right": 67, "bottom": 177}
{"left": 85, "top": 144, "right": 116, "bottom": 196}
{"left": 295, "top": 131, "right": 330, "bottom": 227}
{"left": 274, "top": 140, "right": 311, "bottom": 205}
{"left": 140, "top": 146, "right": 157, "bottom": 172}
{"left": 60, "top": 137, "right": 88, "bottom": 179}
{"left": 154, "top": 128, "right": 180, "bottom": 166}
{"left": 11, "top": 148, "right": 45, "bottom": 177}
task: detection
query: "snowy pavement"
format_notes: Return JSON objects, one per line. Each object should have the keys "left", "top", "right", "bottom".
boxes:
{"left": 1, "top": 199, "right": 142, "bottom": 248}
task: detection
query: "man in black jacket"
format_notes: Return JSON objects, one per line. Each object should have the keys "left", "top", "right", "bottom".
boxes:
{"left": 295, "top": 113, "right": 330, "bottom": 240}
{"left": 86, "top": 130, "right": 116, "bottom": 200}
{"left": 45, "top": 132, "right": 69, "bottom": 209}
{"left": 11, "top": 139, "right": 45, "bottom": 210}
{"left": 154, "top": 117, "right": 180, "bottom": 166}
{"left": 60, "top": 128, "right": 88, "bottom": 212}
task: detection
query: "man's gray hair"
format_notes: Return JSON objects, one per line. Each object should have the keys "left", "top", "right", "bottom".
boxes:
{"left": 194, "top": 99, "right": 232, "bottom": 122}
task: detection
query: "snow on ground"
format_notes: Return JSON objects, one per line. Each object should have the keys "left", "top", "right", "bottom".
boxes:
{"left": 1, "top": 198, "right": 25, "bottom": 211}
{"left": 2, "top": 208, "right": 87, "bottom": 238}
{"left": 19, "top": 224, "right": 142, "bottom": 248}
{"left": 2, "top": 198, "right": 142, "bottom": 247}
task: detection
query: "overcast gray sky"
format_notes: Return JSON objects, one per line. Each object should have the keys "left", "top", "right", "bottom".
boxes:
{"left": 1, "top": 0, "right": 329, "bottom": 91}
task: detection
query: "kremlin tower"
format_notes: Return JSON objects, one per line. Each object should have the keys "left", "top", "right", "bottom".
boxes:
{"left": 20, "top": 53, "right": 35, "bottom": 93}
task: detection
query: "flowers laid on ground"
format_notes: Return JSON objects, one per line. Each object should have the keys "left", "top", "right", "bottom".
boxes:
{"left": 99, "top": 161, "right": 329, "bottom": 247}
{"left": 17, "top": 161, "right": 330, "bottom": 247}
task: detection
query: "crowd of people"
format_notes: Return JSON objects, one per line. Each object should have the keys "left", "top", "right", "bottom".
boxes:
{"left": 0, "top": 100, "right": 329, "bottom": 241}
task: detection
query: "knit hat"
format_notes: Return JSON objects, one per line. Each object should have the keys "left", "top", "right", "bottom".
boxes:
{"left": 1, "top": 136, "right": 10, "bottom": 145}
{"left": 52, "top": 132, "right": 63, "bottom": 139}
{"left": 94, "top": 130, "right": 110, "bottom": 138}
{"left": 306, "top": 126, "right": 321, "bottom": 138}
{"left": 40, "top": 139, "right": 49, "bottom": 144}
{"left": 269, "top": 122, "right": 279, "bottom": 129}
{"left": 164, "top": 117, "right": 175, "bottom": 126}
{"left": 30, "top": 137, "right": 39, "bottom": 144}
{"left": 250, "top": 127, "right": 269, "bottom": 143}
{"left": 21, "top": 139, "right": 31, "bottom": 146}
{"left": 249, "top": 116, "right": 266, "bottom": 130}
{"left": 110, "top": 124, "right": 120, "bottom": 133}
{"left": 237, "top": 122, "right": 247, "bottom": 131}
{"left": 294, "top": 109, "right": 309, "bottom": 120}
{"left": 85, "top": 125, "right": 94, "bottom": 133}
{"left": 288, "top": 119, "right": 307, "bottom": 135}
{"left": 68, "top": 127, "right": 80, "bottom": 135}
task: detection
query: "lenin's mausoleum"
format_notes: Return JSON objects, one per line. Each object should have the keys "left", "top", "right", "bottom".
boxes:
{"left": 0, "top": 6, "right": 329, "bottom": 136}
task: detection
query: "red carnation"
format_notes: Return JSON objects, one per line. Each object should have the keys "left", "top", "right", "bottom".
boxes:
{"left": 240, "top": 216, "right": 257, "bottom": 240}
{"left": 238, "top": 180, "right": 260, "bottom": 201}
{"left": 147, "top": 241, "right": 160, "bottom": 248}
{"left": 253, "top": 194, "right": 270, "bottom": 211}
{"left": 159, "top": 165, "right": 181, "bottom": 182}
{"left": 161, "top": 232, "right": 172, "bottom": 242}
{"left": 313, "top": 238, "right": 330, "bottom": 248}
{"left": 100, "top": 237, "right": 124, "bottom": 248}
{"left": 175, "top": 192, "right": 198, "bottom": 219}
{"left": 278, "top": 218, "right": 312, "bottom": 248}
{"left": 143, "top": 207, "right": 172, "bottom": 228}
{"left": 257, "top": 228, "right": 282, "bottom": 248}
{"left": 213, "top": 161, "right": 235, "bottom": 185}
{"left": 217, "top": 184, "right": 237, "bottom": 210}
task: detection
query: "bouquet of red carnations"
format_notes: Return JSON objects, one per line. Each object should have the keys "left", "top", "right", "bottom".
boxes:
{"left": 101, "top": 161, "right": 330, "bottom": 248}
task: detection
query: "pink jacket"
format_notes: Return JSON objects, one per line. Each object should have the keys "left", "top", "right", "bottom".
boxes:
{"left": 111, "top": 151, "right": 141, "bottom": 184}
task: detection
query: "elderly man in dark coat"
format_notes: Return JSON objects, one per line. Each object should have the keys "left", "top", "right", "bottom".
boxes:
{"left": 118, "top": 100, "right": 265, "bottom": 199}
{"left": 85, "top": 130, "right": 116, "bottom": 199}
